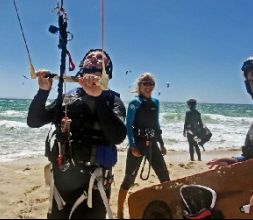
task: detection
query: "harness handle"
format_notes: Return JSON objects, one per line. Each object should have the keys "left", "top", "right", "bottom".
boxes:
{"left": 140, "top": 140, "right": 152, "bottom": 181}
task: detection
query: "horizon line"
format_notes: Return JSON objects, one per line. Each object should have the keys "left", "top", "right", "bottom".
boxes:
{"left": 0, "top": 97, "right": 251, "bottom": 105}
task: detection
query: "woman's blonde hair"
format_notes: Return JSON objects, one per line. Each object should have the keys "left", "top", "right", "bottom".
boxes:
{"left": 132, "top": 72, "right": 155, "bottom": 94}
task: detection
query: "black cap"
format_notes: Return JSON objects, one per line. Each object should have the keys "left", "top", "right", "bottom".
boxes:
{"left": 241, "top": 56, "right": 253, "bottom": 77}
{"left": 76, "top": 49, "right": 113, "bottom": 79}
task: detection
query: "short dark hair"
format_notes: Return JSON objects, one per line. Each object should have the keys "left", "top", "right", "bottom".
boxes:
{"left": 187, "top": 99, "right": 197, "bottom": 108}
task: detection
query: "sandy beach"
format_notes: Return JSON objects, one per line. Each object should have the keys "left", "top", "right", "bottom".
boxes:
{"left": 0, "top": 148, "right": 242, "bottom": 219}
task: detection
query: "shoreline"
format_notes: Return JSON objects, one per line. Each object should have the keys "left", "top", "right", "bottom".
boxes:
{"left": 0, "top": 147, "right": 242, "bottom": 165}
{"left": 0, "top": 148, "right": 242, "bottom": 219}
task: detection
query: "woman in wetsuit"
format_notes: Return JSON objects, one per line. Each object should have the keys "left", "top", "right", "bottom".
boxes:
{"left": 117, "top": 72, "right": 170, "bottom": 219}
{"left": 27, "top": 49, "right": 127, "bottom": 219}
{"left": 183, "top": 99, "right": 203, "bottom": 161}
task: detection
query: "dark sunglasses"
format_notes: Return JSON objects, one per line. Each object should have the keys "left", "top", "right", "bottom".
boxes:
{"left": 141, "top": 81, "right": 155, "bottom": 86}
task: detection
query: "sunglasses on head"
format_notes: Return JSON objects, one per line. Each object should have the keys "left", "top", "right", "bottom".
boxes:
{"left": 141, "top": 81, "right": 155, "bottom": 86}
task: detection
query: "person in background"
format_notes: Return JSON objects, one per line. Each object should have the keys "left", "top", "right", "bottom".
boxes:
{"left": 117, "top": 72, "right": 170, "bottom": 219}
{"left": 183, "top": 99, "right": 204, "bottom": 161}
{"left": 27, "top": 49, "right": 127, "bottom": 219}
{"left": 207, "top": 57, "right": 253, "bottom": 214}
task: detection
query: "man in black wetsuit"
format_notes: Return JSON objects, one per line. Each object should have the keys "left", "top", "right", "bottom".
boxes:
{"left": 207, "top": 57, "right": 253, "bottom": 168}
{"left": 183, "top": 99, "right": 203, "bottom": 161}
{"left": 207, "top": 56, "right": 253, "bottom": 213}
{"left": 27, "top": 49, "right": 127, "bottom": 219}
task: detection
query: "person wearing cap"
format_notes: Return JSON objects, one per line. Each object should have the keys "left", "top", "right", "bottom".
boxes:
{"left": 27, "top": 49, "right": 127, "bottom": 219}
{"left": 206, "top": 57, "right": 253, "bottom": 213}
{"left": 117, "top": 72, "right": 170, "bottom": 219}
{"left": 183, "top": 99, "right": 204, "bottom": 161}
{"left": 207, "top": 56, "right": 253, "bottom": 169}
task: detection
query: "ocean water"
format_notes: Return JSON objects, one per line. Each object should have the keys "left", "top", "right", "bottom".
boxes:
{"left": 0, "top": 98, "right": 253, "bottom": 162}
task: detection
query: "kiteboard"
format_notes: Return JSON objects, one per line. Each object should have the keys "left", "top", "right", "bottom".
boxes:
{"left": 128, "top": 159, "right": 253, "bottom": 219}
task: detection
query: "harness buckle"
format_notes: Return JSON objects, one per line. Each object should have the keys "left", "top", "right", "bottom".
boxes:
{"left": 145, "top": 128, "right": 155, "bottom": 138}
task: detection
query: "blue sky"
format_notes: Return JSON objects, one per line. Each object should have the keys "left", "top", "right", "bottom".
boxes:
{"left": 1, "top": 0, "right": 253, "bottom": 104}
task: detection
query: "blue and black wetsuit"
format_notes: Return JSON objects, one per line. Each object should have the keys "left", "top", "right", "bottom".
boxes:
{"left": 120, "top": 95, "right": 170, "bottom": 190}
{"left": 27, "top": 87, "right": 127, "bottom": 219}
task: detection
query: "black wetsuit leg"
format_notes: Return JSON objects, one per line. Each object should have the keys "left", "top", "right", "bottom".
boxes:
{"left": 148, "top": 142, "right": 170, "bottom": 182}
{"left": 47, "top": 188, "right": 107, "bottom": 219}
{"left": 187, "top": 133, "right": 201, "bottom": 161}
{"left": 120, "top": 148, "right": 143, "bottom": 190}
{"left": 194, "top": 144, "right": 201, "bottom": 161}
{"left": 187, "top": 133, "right": 195, "bottom": 161}
{"left": 47, "top": 198, "right": 70, "bottom": 219}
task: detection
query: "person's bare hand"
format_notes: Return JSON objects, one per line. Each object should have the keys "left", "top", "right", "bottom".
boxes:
{"left": 78, "top": 74, "right": 103, "bottom": 97}
{"left": 160, "top": 145, "right": 167, "bottom": 156}
{"left": 131, "top": 147, "right": 142, "bottom": 157}
{"left": 206, "top": 158, "right": 236, "bottom": 169}
{"left": 37, "top": 69, "right": 53, "bottom": 91}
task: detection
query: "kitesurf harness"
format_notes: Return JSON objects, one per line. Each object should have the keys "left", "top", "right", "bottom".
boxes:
{"left": 139, "top": 128, "right": 155, "bottom": 181}
{"left": 46, "top": 163, "right": 114, "bottom": 219}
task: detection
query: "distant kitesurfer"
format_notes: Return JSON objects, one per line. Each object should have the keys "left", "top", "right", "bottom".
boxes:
{"left": 183, "top": 99, "right": 204, "bottom": 161}
{"left": 117, "top": 72, "right": 170, "bottom": 219}
{"left": 22, "top": 75, "right": 29, "bottom": 79}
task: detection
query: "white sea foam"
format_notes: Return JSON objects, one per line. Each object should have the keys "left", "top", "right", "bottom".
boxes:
{"left": 0, "top": 120, "right": 27, "bottom": 128}
{"left": 0, "top": 110, "right": 27, "bottom": 118}
{"left": 0, "top": 101, "right": 253, "bottom": 162}
{"left": 203, "top": 113, "right": 253, "bottom": 124}
{"left": 159, "top": 113, "right": 251, "bottom": 152}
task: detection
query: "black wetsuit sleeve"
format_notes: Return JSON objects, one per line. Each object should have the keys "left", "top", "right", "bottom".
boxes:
{"left": 154, "top": 100, "right": 164, "bottom": 146}
{"left": 156, "top": 131, "right": 164, "bottom": 146}
{"left": 27, "top": 89, "right": 55, "bottom": 128}
{"left": 198, "top": 111, "right": 204, "bottom": 128}
{"left": 95, "top": 95, "right": 127, "bottom": 145}
{"left": 184, "top": 111, "right": 190, "bottom": 133}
